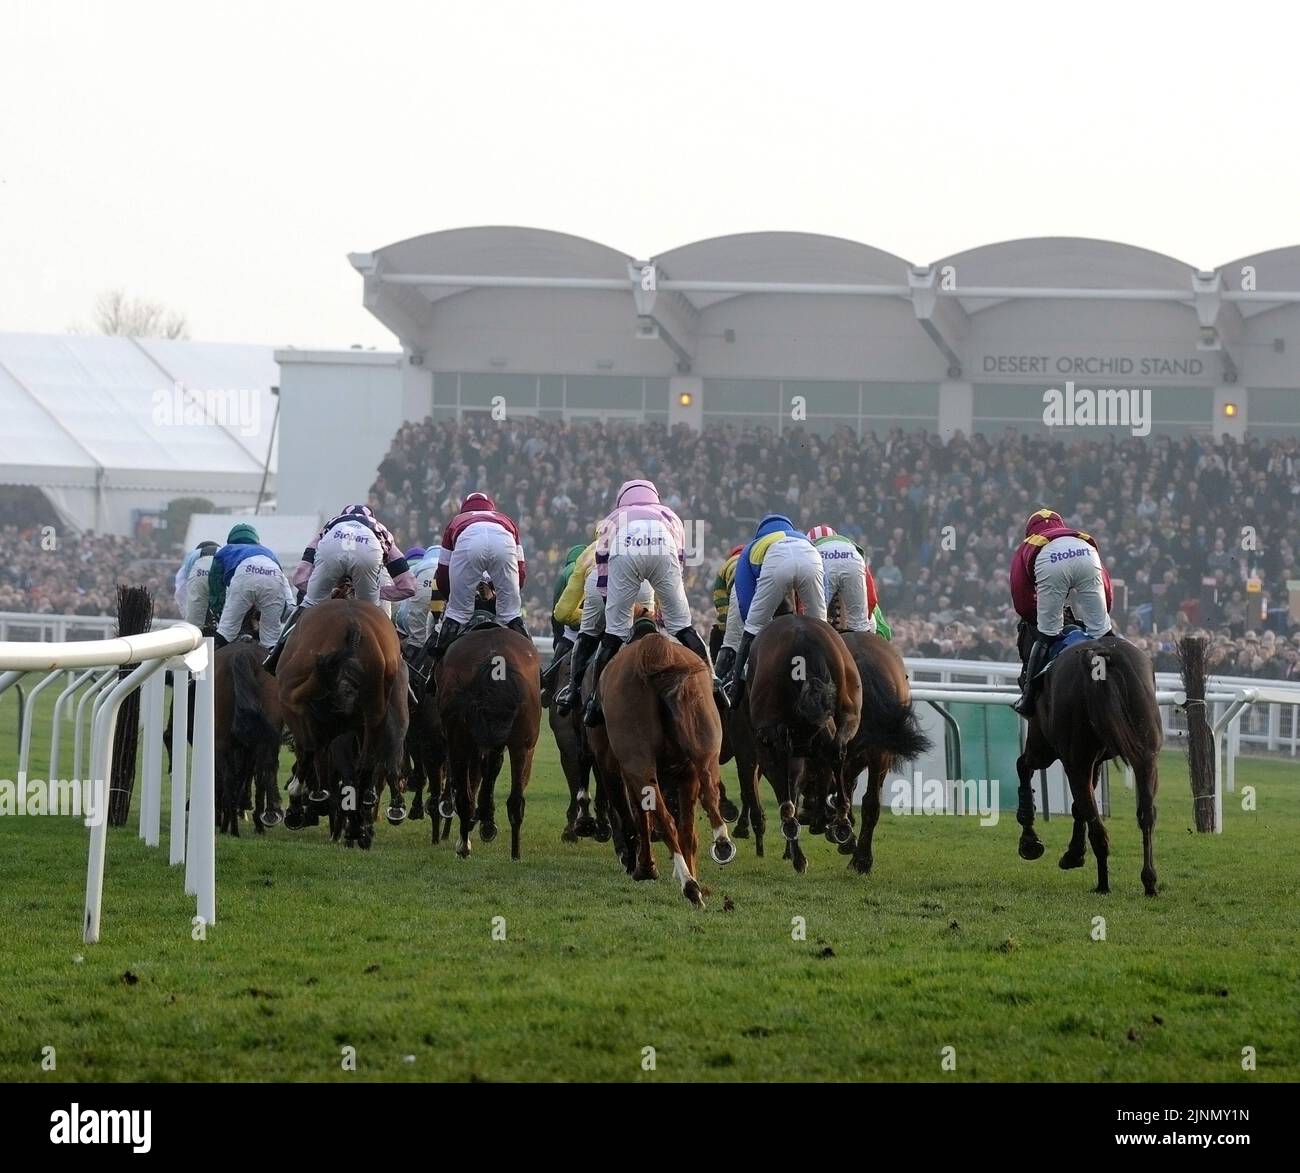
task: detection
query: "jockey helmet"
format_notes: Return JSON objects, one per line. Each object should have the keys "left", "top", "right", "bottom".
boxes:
{"left": 227, "top": 523, "right": 259, "bottom": 544}
{"left": 807, "top": 525, "right": 836, "bottom": 541}
{"left": 1024, "top": 509, "right": 1064, "bottom": 538}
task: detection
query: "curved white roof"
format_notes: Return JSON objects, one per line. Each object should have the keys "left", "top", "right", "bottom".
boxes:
{"left": 0, "top": 333, "right": 278, "bottom": 530}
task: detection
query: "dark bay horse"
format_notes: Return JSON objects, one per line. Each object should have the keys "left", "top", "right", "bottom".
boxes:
{"left": 587, "top": 630, "right": 733, "bottom": 907}
{"left": 746, "top": 614, "right": 861, "bottom": 874}
{"left": 213, "top": 637, "right": 284, "bottom": 835}
{"left": 545, "top": 643, "right": 613, "bottom": 844}
{"left": 436, "top": 625, "right": 541, "bottom": 860}
{"left": 837, "top": 630, "right": 932, "bottom": 875}
{"left": 405, "top": 674, "right": 451, "bottom": 843}
{"left": 1015, "top": 627, "right": 1163, "bottom": 895}
{"left": 277, "top": 599, "right": 404, "bottom": 850}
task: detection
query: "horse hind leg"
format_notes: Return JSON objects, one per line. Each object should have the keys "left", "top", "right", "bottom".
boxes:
{"left": 477, "top": 749, "right": 504, "bottom": 843}
{"left": 506, "top": 743, "right": 533, "bottom": 862}
{"left": 1015, "top": 748, "right": 1048, "bottom": 862}
{"left": 781, "top": 753, "right": 809, "bottom": 875}
{"left": 1135, "top": 756, "right": 1158, "bottom": 897}
{"left": 1070, "top": 773, "right": 1110, "bottom": 894}
{"left": 699, "top": 763, "right": 735, "bottom": 868}
{"left": 1059, "top": 795, "right": 1089, "bottom": 870}
{"left": 849, "top": 758, "right": 886, "bottom": 875}
{"left": 654, "top": 779, "right": 703, "bottom": 907}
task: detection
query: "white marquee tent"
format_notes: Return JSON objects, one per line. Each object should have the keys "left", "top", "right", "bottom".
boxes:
{"left": 0, "top": 333, "right": 279, "bottom": 535}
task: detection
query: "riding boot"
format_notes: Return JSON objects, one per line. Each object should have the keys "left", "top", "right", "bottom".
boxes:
{"left": 541, "top": 633, "right": 574, "bottom": 693}
{"left": 212, "top": 632, "right": 229, "bottom": 650}
{"left": 554, "top": 632, "right": 596, "bottom": 714}
{"left": 723, "top": 630, "right": 755, "bottom": 707}
{"left": 582, "top": 633, "right": 623, "bottom": 727}
{"left": 675, "top": 625, "right": 728, "bottom": 710}
{"left": 262, "top": 606, "right": 302, "bottom": 676}
{"left": 714, "top": 645, "right": 736, "bottom": 681}
{"left": 1013, "top": 636, "right": 1051, "bottom": 717}
{"left": 424, "top": 617, "right": 463, "bottom": 693}
{"left": 506, "top": 615, "right": 531, "bottom": 640}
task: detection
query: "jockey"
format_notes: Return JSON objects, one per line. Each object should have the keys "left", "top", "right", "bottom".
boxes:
{"left": 264, "top": 504, "right": 416, "bottom": 674}
{"left": 581, "top": 478, "right": 720, "bottom": 727}
{"left": 1010, "top": 508, "right": 1115, "bottom": 716}
{"left": 722, "top": 513, "right": 827, "bottom": 706}
{"left": 552, "top": 538, "right": 656, "bottom": 715}
{"left": 393, "top": 545, "right": 444, "bottom": 654}
{"left": 174, "top": 539, "right": 219, "bottom": 631}
{"left": 710, "top": 544, "right": 745, "bottom": 675}
{"left": 541, "top": 541, "right": 590, "bottom": 694}
{"left": 428, "top": 491, "right": 528, "bottom": 662}
{"left": 806, "top": 525, "right": 891, "bottom": 637}
{"left": 207, "top": 524, "right": 294, "bottom": 650}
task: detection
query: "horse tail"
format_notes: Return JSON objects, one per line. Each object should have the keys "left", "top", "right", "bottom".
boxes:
{"left": 856, "top": 663, "right": 933, "bottom": 768}
{"left": 315, "top": 618, "right": 366, "bottom": 716}
{"left": 457, "top": 657, "right": 521, "bottom": 747}
{"left": 231, "top": 645, "right": 275, "bottom": 745}
{"left": 791, "top": 627, "right": 838, "bottom": 730}
{"left": 1081, "top": 645, "right": 1160, "bottom": 767}
{"left": 637, "top": 637, "right": 714, "bottom": 752}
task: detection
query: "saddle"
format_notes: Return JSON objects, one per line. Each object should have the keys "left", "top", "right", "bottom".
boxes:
{"left": 1034, "top": 624, "right": 1092, "bottom": 678}
{"left": 463, "top": 607, "right": 503, "bottom": 634}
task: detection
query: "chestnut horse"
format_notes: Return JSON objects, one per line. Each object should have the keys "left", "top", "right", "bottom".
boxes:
{"left": 277, "top": 598, "right": 404, "bottom": 850}
{"left": 746, "top": 614, "right": 861, "bottom": 875}
{"left": 213, "top": 637, "right": 284, "bottom": 835}
{"left": 586, "top": 628, "right": 734, "bottom": 907}
{"left": 436, "top": 625, "right": 541, "bottom": 860}
{"left": 1015, "top": 625, "right": 1163, "bottom": 895}
{"left": 837, "top": 630, "right": 932, "bottom": 875}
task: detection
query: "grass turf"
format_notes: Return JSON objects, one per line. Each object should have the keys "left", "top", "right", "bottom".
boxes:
{"left": 0, "top": 684, "right": 1296, "bottom": 1082}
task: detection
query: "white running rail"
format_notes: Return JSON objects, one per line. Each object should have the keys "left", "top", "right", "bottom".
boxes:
{"left": 0, "top": 625, "right": 214, "bottom": 943}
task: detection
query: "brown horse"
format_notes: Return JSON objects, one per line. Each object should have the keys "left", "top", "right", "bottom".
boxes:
{"left": 836, "top": 630, "right": 932, "bottom": 875}
{"left": 746, "top": 614, "right": 861, "bottom": 874}
{"left": 277, "top": 598, "right": 404, "bottom": 850}
{"left": 1015, "top": 626, "right": 1163, "bottom": 895}
{"left": 586, "top": 629, "right": 734, "bottom": 906}
{"left": 722, "top": 692, "right": 766, "bottom": 854}
{"left": 436, "top": 625, "right": 541, "bottom": 859}
{"left": 213, "top": 637, "right": 284, "bottom": 835}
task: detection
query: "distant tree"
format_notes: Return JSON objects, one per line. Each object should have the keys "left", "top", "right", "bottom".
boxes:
{"left": 92, "top": 288, "right": 190, "bottom": 340}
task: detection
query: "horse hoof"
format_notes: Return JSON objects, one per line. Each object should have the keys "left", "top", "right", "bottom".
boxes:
{"left": 733, "top": 823, "right": 750, "bottom": 839}
{"left": 455, "top": 844, "right": 471, "bottom": 859}
{"left": 684, "top": 880, "right": 704, "bottom": 908}
{"left": 1058, "top": 852, "right": 1085, "bottom": 870}
{"left": 480, "top": 822, "right": 498, "bottom": 843}
{"left": 260, "top": 809, "right": 282, "bottom": 829}
{"left": 386, "top": 806, "right": 407, "bottom": 826}
{"left": 781, "top": 819, "right": 799, "bottom": 842}
{"left": 831, "top": 821, "right": 853, "bottom": 846}
{"left": 438, "top": 798, "right": 456, "bottom": 820}
{"left": 573, "top": 815, "right": 597, "bottom": 838}
{"left": 836, "top": 836, "right": 856, "bottom": 855}
{"left": 710, "top": 839, "right": 735, "bottom": 866}
{"left": 720, "top": 797, "right": 740, "bottom": 822}
{"left": 308, "top": 789, "right": 328, "bottom": 804}
{"left": 284, "top": 810, "right": 304, "bottom": 831}
{"left": 409, "top": 804, "right": 424, "bottom": 820}
{"left": 1094, "top": 884, "right": 1110, "bottom": 895}
{"left": 362, "top": 789, "right": 378, "bottom": 807}
{"left": 593, "top": 823, "right": 612, "bottom": 844}
{"left": 848, "top": 853, "right": 872, "bottom": 874}
{"left": 1018, "top": 837, "right": 1046, "bottom": 862}
{"left": 561, "top": 826, "right": 579, "bottom": 844}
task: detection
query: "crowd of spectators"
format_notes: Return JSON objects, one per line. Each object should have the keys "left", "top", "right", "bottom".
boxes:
{"left": 3, "top": 416, "right": 1298, "bottom": 682}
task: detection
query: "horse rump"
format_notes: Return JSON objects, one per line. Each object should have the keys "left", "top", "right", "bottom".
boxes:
{"left": 313, "top": 617, "right": 366, "bottom": 716}
{"left": 446, "top": 656, "right": 523, "bottom": 748}
{"left": 790, "top": 625, "right": 839, "bottom": 735}
{"left": 1080, "top": 644, "right": 1161, "bottom": 768}
{"left": 230, "top": 643, "right": 277, "bottom": 746}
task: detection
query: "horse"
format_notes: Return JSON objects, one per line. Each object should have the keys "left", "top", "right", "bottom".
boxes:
{"left": 745, "top": 614, "right": 861, "bottom": 875}
{"left": 545, "top": 643, "right": 613, "bottom": 844}
{"left": 836, "top": 630, "right": 933, "bottom": 875}
{"left": 436, "top": 623, "right": 541, "bottom": 860}
{"left": 277, "top": 598, "right": 405, "bottom": 850}
{"left": 1014, "top": 624, "right": 1163, "bottom": 895}
{"left": 586, "top": 627, "right": 734, "bottom": 907}
{"left": 721, "top": 691, "right": 766, "bottom": 854}
{"left": 213, "top": 636, "right": 284, "bottom": 835}
{"left": 405, "top": 670, "right": 451, "bottom": 843}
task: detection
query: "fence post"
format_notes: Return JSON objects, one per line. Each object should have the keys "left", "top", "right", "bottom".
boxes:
{"left": 170, "top": 667, "right": 191, "bottom": 867}
{"left": 185, "top": 638, "right": 216, "bottom": 927}
{"left": 138, "top": 669, "right": 166, "bottom": 847}
{"left": 50, "top": 669, "right": 92, "bottom": 785}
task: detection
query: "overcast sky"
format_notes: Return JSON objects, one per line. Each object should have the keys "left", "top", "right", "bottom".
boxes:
{"left": 2, "top": 0, "right": 1297, "bottom": 351}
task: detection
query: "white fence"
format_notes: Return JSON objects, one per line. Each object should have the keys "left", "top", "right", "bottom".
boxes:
{"left": 0, "top": 625, "right": 215, "bottom": 943}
